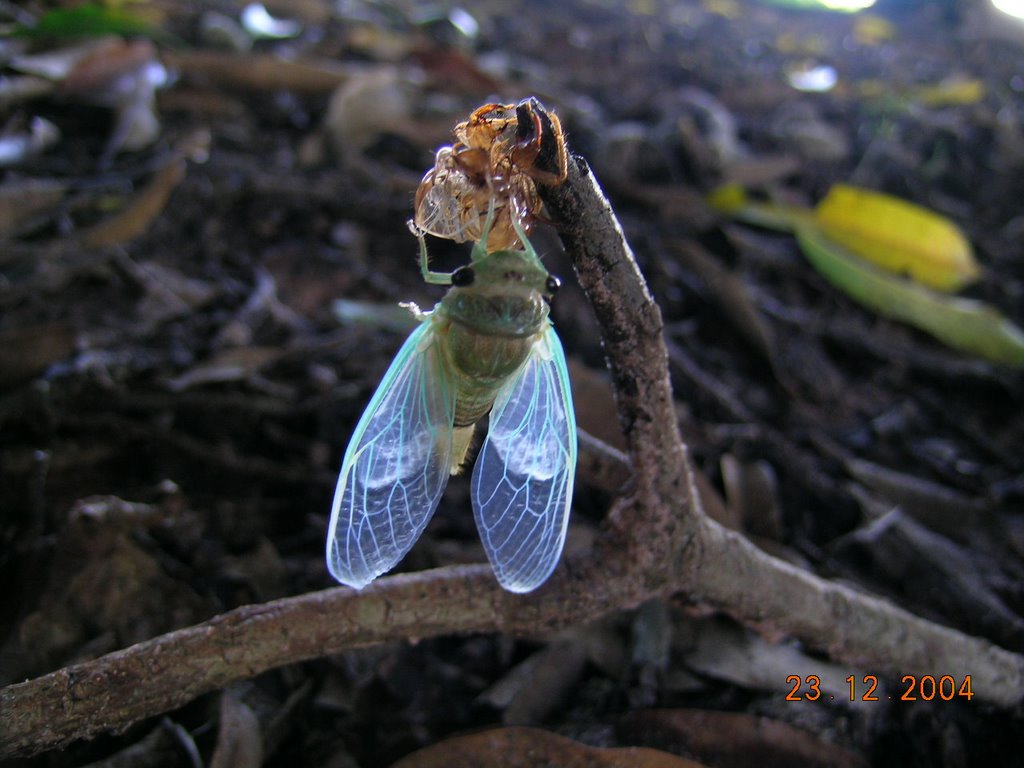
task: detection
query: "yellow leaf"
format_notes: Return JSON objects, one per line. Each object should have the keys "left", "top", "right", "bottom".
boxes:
{"left": 814, "top": 183, "right": 980, "bottom": 292}
{"left": 912, "top": 77, "right": 985, "bottom": 107}
{"left": 701, "top": 0, "right": 742, "bottom": 18}
{"left": 853, "top": 15, "right": 896, "bottom": 46}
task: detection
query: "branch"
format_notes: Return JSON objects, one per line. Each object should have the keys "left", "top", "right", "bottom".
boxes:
{"left": 3, "top": 154, "right": 1022, "bottom": 760}
{"left": 539, "top": 157, "right": 1024, "bottom": 701}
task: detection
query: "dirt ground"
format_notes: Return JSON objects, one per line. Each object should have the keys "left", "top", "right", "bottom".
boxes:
{"left": 2, "top": 0, "right": 1023, "bottom": 765}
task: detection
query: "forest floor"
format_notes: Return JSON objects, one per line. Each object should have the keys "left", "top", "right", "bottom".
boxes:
{"left": 2, "top": 0, "right": 1024, "bottom": 766}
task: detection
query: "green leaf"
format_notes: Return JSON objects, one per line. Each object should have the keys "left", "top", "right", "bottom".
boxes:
{"left": 706, "top": 184, "right": 812, "bottom": 232}
{"left": 795, "top": 224, "right": 1024, "bottom": 367}
{"left": 13, "top": 4, "right": 161, "bottom": 40}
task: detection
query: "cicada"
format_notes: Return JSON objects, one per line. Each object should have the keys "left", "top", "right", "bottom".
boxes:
{"left": 414, "top": 98, "right": 569, "bottom": 253}
{"left": 326, "top": 206, "right": 576, "bottom": 593}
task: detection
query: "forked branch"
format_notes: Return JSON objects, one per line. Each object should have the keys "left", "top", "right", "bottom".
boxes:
{"left": 1, "top": 154, "right": 1021, "bottom": 760}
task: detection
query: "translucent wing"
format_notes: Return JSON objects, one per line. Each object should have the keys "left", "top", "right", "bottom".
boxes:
{"left": 471, "top": 326, "right": 577, "bottom": 593}
{"left": 327, "top": 320, "right": 455, "bottom": 589}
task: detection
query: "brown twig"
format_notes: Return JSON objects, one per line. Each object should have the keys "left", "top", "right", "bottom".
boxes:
{"left": 2, "top": 154, "right": 1022, "bottom": 760}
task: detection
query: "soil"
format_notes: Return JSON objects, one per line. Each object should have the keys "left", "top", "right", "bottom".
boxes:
{"left": 2, "top": 0, "right": 1023, "bottom": 766}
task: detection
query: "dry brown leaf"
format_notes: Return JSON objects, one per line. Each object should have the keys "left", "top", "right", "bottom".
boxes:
{"left": 0, "top": 323, "right": 77, "bottom": 387}
{"left": 162, "top": 50, "right": 351, "bottom": 93}
{"left": 410, "top": 46, "right": 504, "bottom": 94}
{"left": 618, "top": 709, "right": 869, "bottom": 768}
{"left": 720, "top": 454, "right": 782, "bottom": 541}
{"left": 163, "top": 346, "right": 284, "bottom": 391}
{"left": 323, "top": 66, "right": 413, "bottom": 161}
{"left": 723, "top": 154, "right": 801, "bottom": 188}
{"left": 55, "top": 38, "right": 168, "bottom": 158}
{"left": 344, "top": 23, "right": 416, "bottom": 62}
{"left": 389, "top": 727, "right": 708, "bottom": 768}
{"left": 683, "top": 618, "right": 858, "bottom": 705}
{"left": 262, "top": 0, "right": 332, "bottom": 25}
{"left": 477, "top": 641, "right": 587, "bottom": 724}
{"left": 82, "top": 158, "right": 186, "bottom": 248}
{"left": 61, "top": 38, "right": 158, "bottom": 93}
{"left": 127, "top": 259, "right": 219, "bottom": 329}
{"left": 210, "top": 692, "right": 264, "bottom": 768}
{"left": 555, "top": 617, "right": 628, "bottom": 678}
{"left": 567, "top": 359, "right": 626, "bottom": 451}
{"left": 158, "top": 87, "right": 248, "bottom": 117}
{"left": 9, "top": 37, "right": 117, "bottom": 81}
{"left": 844, "top": 457, "right": 991, "bottom": 535}
{"left": 0, "top": 179, "right": 67, "bottom": 237}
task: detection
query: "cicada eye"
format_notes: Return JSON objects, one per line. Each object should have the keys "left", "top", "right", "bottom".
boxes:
{"left": 545, "top": 275, "right": 561, "bottom": 295}
{"left": 452, "top": 266, "right": 475, "bottom": 287}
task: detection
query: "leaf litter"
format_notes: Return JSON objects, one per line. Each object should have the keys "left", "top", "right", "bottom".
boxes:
{"left": 2, "top": 1, "right": 1024, "bottom": 766}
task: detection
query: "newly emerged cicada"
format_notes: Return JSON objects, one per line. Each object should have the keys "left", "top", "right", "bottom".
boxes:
{"left": 326, "top": 204, "right": 576, "bottom": 593}
{"left": 414, "top": 98, "right": 569, "bottom": 253}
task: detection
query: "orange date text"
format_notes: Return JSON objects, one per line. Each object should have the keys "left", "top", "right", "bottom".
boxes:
{"left": 785, "top": 674, "right": 974, "bottom": 702}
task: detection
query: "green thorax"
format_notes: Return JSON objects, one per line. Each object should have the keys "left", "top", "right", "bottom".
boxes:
{"left": 433, "top": 243, "right": 556, "bottom": 427}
